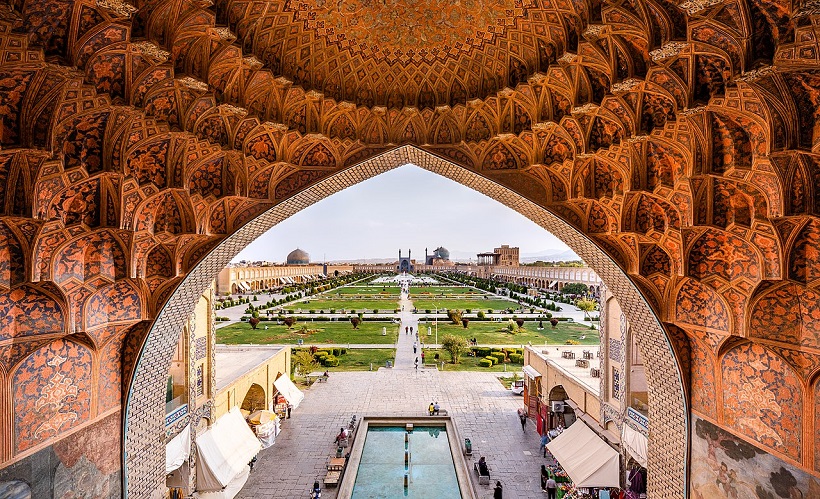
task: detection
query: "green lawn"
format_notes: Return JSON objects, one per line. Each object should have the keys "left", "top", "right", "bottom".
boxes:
{"left": 422, "top": 348, "right": 525, "bottom": 372}
{"left": 325, "top": 348, "right": 395, "bottom": 371}
{"left": 411, "top": 298, "right": 521, "bottom": 312}
{"left": 281, "top": 298, "right": 400, "bottom": 312}
{"left": 329, "top": 285, "right": 401, "bottom": 296}
{"left": 216, "top": 321, "right": 400, "bottom": 344}
{"left": 418, "top": 320, "right": 599, "bottom": 345}
{"left": 408, "top": 286, "right": 483, "bottom": 295}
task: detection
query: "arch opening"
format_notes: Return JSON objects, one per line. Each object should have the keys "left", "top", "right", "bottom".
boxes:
{"left": 124, "top": 146, "right": 687, "bottom": 497}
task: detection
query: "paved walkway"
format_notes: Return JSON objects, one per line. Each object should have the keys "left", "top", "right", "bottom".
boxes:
{"left": 238, "top": 370, "right": 546, "bottom": 499}
{"left": 394, "top": 290, "right": 420, "bottom": 369}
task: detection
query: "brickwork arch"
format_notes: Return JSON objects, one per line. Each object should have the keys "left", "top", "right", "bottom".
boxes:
{"left": 125, "top": 147, "right": 688, "bottom": 497}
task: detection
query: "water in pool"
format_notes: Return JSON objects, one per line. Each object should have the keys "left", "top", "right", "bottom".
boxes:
{"left": 351, "top": 426, "right": 461, "bottom": 499}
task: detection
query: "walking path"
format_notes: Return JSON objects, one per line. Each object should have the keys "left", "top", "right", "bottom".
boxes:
{"left": 393, "top": 290, "right": 420, "bottom": 369}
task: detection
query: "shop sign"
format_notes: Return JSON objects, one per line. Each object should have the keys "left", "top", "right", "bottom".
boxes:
{"left": 627, "top": 407, "right": 648, "bottom": 431}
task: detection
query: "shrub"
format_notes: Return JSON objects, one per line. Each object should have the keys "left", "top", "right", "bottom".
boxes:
{"left": 515, "top": 318, "right": 524, "bottom": 328}
{"left": 322, "top": 355, "right": 339, "bottom": 367}
{"left": 283, "top": 317, "right": 296, "bottom": 327}
{"left": 508, "top": 353, "right": 524, "bottom": 364}
{"left": 483, "top": 356, "right": 497, "bottom": 366}
{"left": 550, "top": 318, "right": 559, "bottom": 329}
{"left": 465, "top": 309, "right": 472, "bottom": 313}
{"left": 425, "top": 309, "right": 431, "bottom": 314}
{"left": 478, "top": 358, "right": 493, "bottom": 368}
{"left": 477, "top": 311, "right": 485, "bottom": 319}
{"left": 441, "top": 334, "right": 469, "bottom": 364}
{"left": 475, "top": 347, "right": 491, "bottom": 357}
{"left": 461, "top": 318, "right": 470, "bottom": 328}
{"left": 565, "top": 339, "right": 580, "bottom": 345}
{"left": 350, "top": 317, "right": 361, "bottom": 329}
{"left": 253, "top": 295, "right": 258, "bottom": 301}
{"left": 309, "top": 310, "right": 315, "bottom": 314}
{"left": 490, "top": 353, "right": 506, "bottom": 364}
{"left": 330, "top": 309, "right": 336, "bottom": 314}
{"left": 373, "top": 309, "right": 379, "bottom": 314}
{"left": 249, "top": 317, "right": 260, "bottom": 329}
{"left": 332, "top": 348, "right": 341, "bottom": 356}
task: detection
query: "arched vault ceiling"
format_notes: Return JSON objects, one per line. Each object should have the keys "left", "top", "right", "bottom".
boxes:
{"left": 2, "top": 0, "right": 820, "bottom": 496}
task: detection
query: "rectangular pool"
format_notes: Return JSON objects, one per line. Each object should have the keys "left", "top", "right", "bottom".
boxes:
{"left": 350, "top": 425, "right": 462, "bottom": 499}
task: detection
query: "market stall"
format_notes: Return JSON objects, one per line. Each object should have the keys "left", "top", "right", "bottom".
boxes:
{"left": 193, "top": 407, "right": 261, "bottom": 499}
{"left": 247, "top": 409, "right": 280, "bottom": 448}
{"left": 545, "top": 420, "right": 620, "bottom": 497}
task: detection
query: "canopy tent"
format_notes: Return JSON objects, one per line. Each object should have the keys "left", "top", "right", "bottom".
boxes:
{"left": 546, "top": 420, "right": 620, "bottom": 488}
{"left": 165, "top": 424, "right": 191, "bottom": 474}
{"left": 522, "top": 365, "right": 542, "bottom": 379}
{"left": 273, "top": 375, "right": 304, "bottom": 409}
{"left": 195, "top": 407, "right": 261, "bottom": 494}
{"left": 621, "top": 424, "right": 648, "bottom": 468}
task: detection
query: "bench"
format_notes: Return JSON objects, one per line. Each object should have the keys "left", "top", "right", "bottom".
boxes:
{"left": 317, "top": 376, "right": 328, "bottom": 383}
{"left": 324, "top": 470, "right": 341, "bottom": 487}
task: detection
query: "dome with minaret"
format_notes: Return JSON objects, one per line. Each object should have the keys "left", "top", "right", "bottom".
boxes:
{"left": 433, "top": 247, "right": 449, "bottom": 259}
{"left": 286, "top": 248, "right": 310, "bottom": 264}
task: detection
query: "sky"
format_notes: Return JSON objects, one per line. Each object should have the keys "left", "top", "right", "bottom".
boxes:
{"left": 232, "top": 164, "right": 574, "bottom": 263}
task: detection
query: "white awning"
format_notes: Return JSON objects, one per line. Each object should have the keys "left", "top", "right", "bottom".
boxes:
{"left": 622, "top": 424, "right": 648, "bottom": 468}
{"left": 546, "top": 420, "right": 620, "bottom": 488}
{"left": 522, "top": 365, "right": 542, "bottom": 379}
{"left": 193, "top": 465, "right": 250, "bottom": 499}
{"left": 273, "top": 375, "right": 304, "bottom": 409}
{"left": 238, "top": 281, "right": 251, "bottom": 291}
{"left": 195, "top": 407, "right": 261, "bottom": 492}
{"left": 166, "top": 424, "right": 191, "bottom": 474}
{"left": 549, "top": 281, "right": 557, "bottom": 287}
{"left": 319, "top": 273, "right": 327, "bottom": 278}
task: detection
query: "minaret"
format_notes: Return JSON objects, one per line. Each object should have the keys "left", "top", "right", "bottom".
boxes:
{"left": 408, "top": 249, "right": 411, "bottom": 260}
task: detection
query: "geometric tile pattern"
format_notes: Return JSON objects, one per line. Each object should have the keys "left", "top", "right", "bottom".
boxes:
{"left": 0, "top": 0, "right": 817, "bottom": 498}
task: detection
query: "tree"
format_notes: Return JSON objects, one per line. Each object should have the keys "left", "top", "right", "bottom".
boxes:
{"left": 283, "top": 317, "right": 295, "bottom": 328}
{"left": 448, "top": 309, "right": 463, "bottom": 325}
{"left": 561, "top": 283, "right": 588, "bottom": 296}
{"left": 441, "top": 334, "right": 468, "bottom": 364}
{"left": 461, "top": 318, "right": 470, "bottom": 328}
{"left": 350, "top": 317, "right": 361, "bottom": 329}
{"left": 575, "top": 298, "right": 597, "bottom": 321}
{"left": 249, "top": 317, "right": 260, "bottom": 329}
{"left": 550, "top": 318, "right": 559, "bottom": 329}
{"left": 292, "top": 350, "right": 318, "bottom": 379}
{"left": 515, "top": 318, "right": 525, "bottom": 328}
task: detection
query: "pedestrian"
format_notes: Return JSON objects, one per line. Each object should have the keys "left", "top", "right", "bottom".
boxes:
{"left": 413, "top": 345, "right": 417, "bottom": 354}
{"left": 410, "top": 326, "right": 413, "bottom": 334}
{"left": 421, "top": 352, "right": 425, "bottom": 364}
{"left": 414, "top": 357, "right": 419, "bottom": 370}
{"left": 545, "top": 476, "right": 558, "bottom": 499}
{"left": 287, "top": 402, "right": 293, "bottom": 419}
{"left": 519, "top": 410, "right": 527, "bottom": 431}
{"left": 405, "top": 326, "right": 408, "bottom": 334}
{"left": 540, "top": 433, "right": 549, "bottom": 457}
{"left": 541, "top": 464, "right": 549, "bottom": 491}
{"left": 493, "top": 481, "right": 503, "bottom": 499}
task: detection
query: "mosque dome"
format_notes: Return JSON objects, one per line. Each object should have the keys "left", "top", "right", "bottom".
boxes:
{"left": 286, "top": 248, "right": 310, "bottom": 264}
{"left": 433, "top": 247, "right": 450, "bottom": 259}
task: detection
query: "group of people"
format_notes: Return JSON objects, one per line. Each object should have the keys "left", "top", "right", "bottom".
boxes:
{"left": 427, "top": 401, "right": 441, "bottom": 416}
{"left": 333, "top": 427, "right": 349, "bottom": 445}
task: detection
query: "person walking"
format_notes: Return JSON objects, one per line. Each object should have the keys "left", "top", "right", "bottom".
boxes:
{"left": 421, "top": 351, "right": 425, "bottom": 364}
{"left": 405, "top": 326, "right": 408, "bottom": 334}
{"left": 493, "top": 481, "right": 503, "bottom": 499}
{"left": 287, "top": 402, "right": 293, "bottom": 419}
{"left": 540, "top": 433, "right": 549, "bottom": 457}
{"left": 519, "top": 410, "right": 527, "bottom": 431}
{"left": 410, "top": 326, "right": 413, "bottom": 334}
{"left": 540, "top": 465, "right": 549, "bottom": 492}
{"left": 414, "top": 357, "right": 419, "bottom": 370}
{"left": 545, "top": 476, "right": 558, "bottom": 499}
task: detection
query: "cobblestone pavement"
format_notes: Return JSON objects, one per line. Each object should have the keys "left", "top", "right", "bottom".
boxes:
{"left": 238, "top": 369, "right": 548, "bottom": 499}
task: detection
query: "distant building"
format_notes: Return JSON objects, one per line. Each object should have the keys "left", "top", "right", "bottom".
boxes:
{"left": 397, "top": 249, "right": 415, "bottom": 273}
{"left": 476, "top": 244, "right": 519, "bottom": 266}
{"left": 286, "top": 248, "right": 310, "bottom": 265}
{"left": 425, "top": 246, "right": 451, "bottom": 265}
